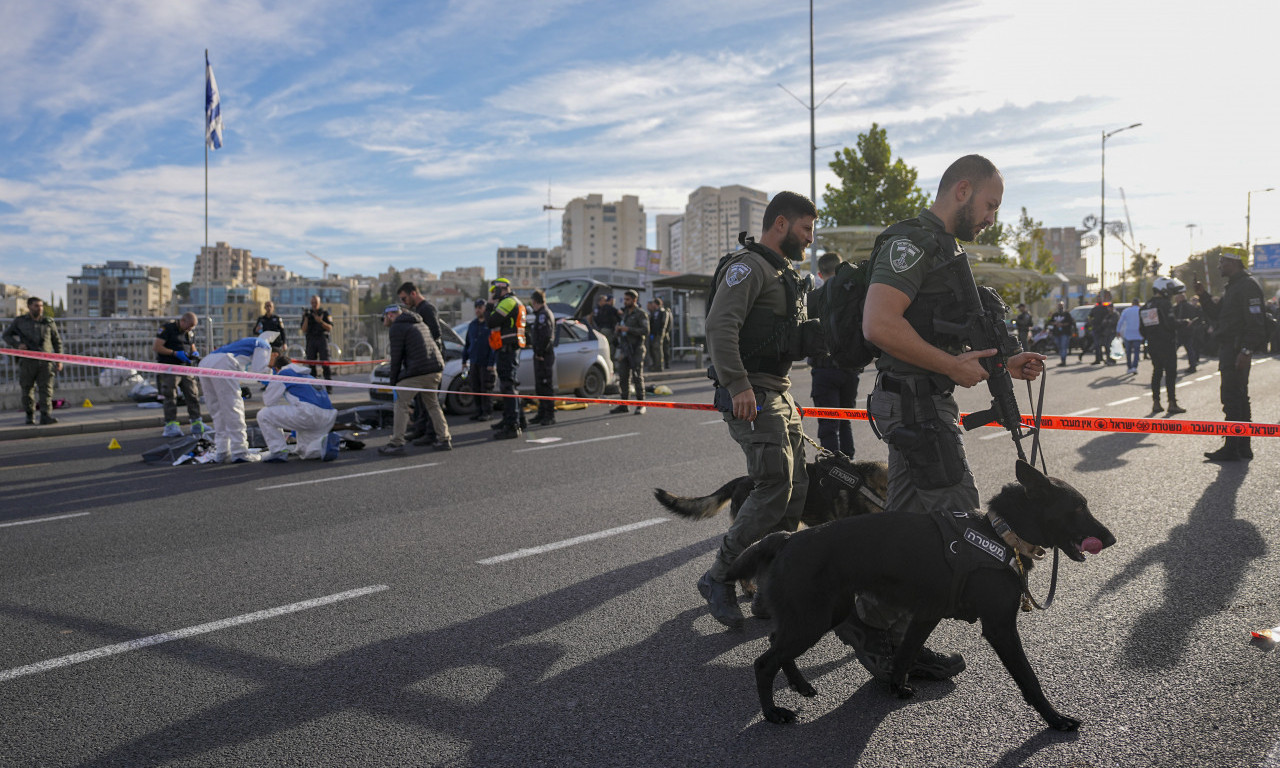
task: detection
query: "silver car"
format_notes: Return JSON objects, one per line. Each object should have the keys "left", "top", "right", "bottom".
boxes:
{"left": 370, "top": 318, "right": 613, "bottom": 414}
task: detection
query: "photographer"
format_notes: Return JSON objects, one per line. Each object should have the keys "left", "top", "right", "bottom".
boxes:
{"left": 300, "top": 295, "right": 334, "bottom": 392}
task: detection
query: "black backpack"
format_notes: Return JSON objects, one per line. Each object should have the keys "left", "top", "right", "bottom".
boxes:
{"left": 819, "top": 258, "right": 878, "bottom": 369}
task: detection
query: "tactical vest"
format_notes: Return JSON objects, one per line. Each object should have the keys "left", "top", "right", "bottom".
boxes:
{"left": 708, "top": 240, "right": 809, "bottom": 377}
{"left": 870, "top": 218, "right": 972, "bottom": 354}
{"left": 927, "top": 509, "right": 1024, "bottom": 619}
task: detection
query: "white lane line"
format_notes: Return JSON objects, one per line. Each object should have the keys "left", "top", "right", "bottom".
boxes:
{"left": 1195, "top": 375, "right": 1215, "bottom": 381}
{"left": 0, "top": 585, "right": 388, "bottom": 683}
{"left": 0, "top": 513, "right": 91, "bottom": 529}
{"left": 1257, "top": 358, "right": 1272, "bottom": 365}
{"left": 477, "top": 518, "right": 667, "bottom": 564}
{"left": 1107, "top": 396, "right": 1140, "bottom": 406}
{"left": 700, "top": 419, "right": 722, "bottom": 425}
{"left": 1176, "top": 380, "right": 1194, "bottom": 388}
{"left": 513, "top": 432, "right": 640, "bottom": 453}
{"left": 0, "top": 462, "right": 52, "bottom": 472}
{"left": 256, "top": 463, "right": 439, "bottom": 491}
{"left": 1067, "top": 407, "right": 1100, "bottom": 416}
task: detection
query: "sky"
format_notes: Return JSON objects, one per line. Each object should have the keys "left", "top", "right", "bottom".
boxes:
{"left": 2, "top": 0, "right": 1278, "bottom": 306}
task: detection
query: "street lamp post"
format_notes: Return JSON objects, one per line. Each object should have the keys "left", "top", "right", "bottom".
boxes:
{"left": 1246, "top": 187, "right": 1274, "bottom": 261}
{"left": 1100, "top": 122, "right": 1142, "bottom": 292}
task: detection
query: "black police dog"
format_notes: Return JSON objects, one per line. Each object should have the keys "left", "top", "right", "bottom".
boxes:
{"left": 653, "top": 455, "right": 888, "bottom": 529}
{"left": 725, "top": 460, "right": 1114, "bottom": 731}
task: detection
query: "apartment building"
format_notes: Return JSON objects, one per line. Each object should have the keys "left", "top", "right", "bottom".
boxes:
{"left": 66, "top": 261, "right": 171, "bottom": 317}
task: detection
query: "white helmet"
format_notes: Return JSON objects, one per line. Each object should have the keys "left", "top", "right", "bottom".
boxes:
{"left": 1152, "top": 276, "right": 1186, "bottom": 296}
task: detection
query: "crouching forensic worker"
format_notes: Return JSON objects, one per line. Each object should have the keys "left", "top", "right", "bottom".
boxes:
{"left": 257, "top": 355, "right": 340, "bottom": 462}
{"left": 198, "top": 332, "right": 280, "bottom": 463}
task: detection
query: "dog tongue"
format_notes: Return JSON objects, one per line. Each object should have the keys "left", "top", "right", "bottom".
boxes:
{"left": 1081, "top": 537, "right": 1104, "bottom": 555}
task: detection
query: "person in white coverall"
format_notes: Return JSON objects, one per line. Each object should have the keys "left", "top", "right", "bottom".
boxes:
{"left": 198, "top": 333, "right": 279, "bottom": 463}
{"left": 257, "top": 359, "right": 340, "bottom": 462}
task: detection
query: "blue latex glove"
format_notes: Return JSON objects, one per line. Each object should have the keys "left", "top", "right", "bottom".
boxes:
{"left": 173, "top": 350, "right": 191, "bottom": 363}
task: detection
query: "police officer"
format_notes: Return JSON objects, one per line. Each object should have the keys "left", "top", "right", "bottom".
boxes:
{"left": 3, "top": 297, "right": 63, "bottom": 425}
{"left": 807, "top": 251, "right": 860, "bottom": 456}
{"left": 846, "top": 155, "right": 1045, "bottom": 681}
{"left": 486, "top": 278, "right": 527, "bottom": 440}
{"left": 252, "top": 301, "right": 287, "bottom": 350}
{"left": 1088, "top": 290, "right": 1118, "bottom": 365}
{"left": 1196, "top": 251, "right": 1268, "bottom": 461}
{"left": 611, "top": 289, "right": 650, "bottom": 415}
{"left": 699, "top": 191, "right": 816, "bottom": 629}
{"left": 528, "top": 289, "right": 557, "bottom": 426}
{"left": 1139, "top": 278, "right": 1188, "bottom": 416}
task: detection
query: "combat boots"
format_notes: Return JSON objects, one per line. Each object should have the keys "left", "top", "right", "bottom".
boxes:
{"left": 697, "top": 570, "right": 744, "bottom": 629}
{"left": 1166, "top": 400, "right": 1186, "bottom": 415}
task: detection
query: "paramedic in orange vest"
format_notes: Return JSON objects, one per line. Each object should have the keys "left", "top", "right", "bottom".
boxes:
{"left": 486, "top": 278, "right": 527, "bottom": 440}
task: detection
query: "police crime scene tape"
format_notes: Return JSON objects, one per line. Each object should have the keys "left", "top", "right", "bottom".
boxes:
{"left": 4, "top": 347, "right": 1277, "bottom": 438}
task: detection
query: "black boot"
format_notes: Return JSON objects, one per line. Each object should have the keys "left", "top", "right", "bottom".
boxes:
{"left": 697, "top": 570, "right": 744, "bottom": 629}
{"left": 39, "top": 411, "right": 57, "bottom": 425}
{"left": 1166, "top": 401, "right": 1186, "bottom": 415}
{"left": 24, "top": 411, "right": 34, "bottom": 425}
{"left": 1150, "top": 398, "right": 1162, "bottom": 416}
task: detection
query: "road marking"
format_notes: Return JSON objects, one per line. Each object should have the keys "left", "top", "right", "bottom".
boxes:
{"left": 477, "top": 518, "right": 667, "bottom": 564}
{"left": 1067, "top": 407, "right": 1099, "bottom": 416}
{"left": 700, "top": 419, "right": 722, "bottom": 425}
{"left": 0, "top": 585, "right": 388, "bottom": 683}
{"left": 1176, "top": 380, "right": 1193, "bottom": 388}
{"left": 0, "top": 513, "right": 91, "bottom": 529}
{"left": 1107, "top": 396, "right": 1140, "bottom": 406}
{"left": 513, "top": 432, "right": 640, "bottom": 453}
{"left": 1195, "top": 375, "right": 1214, "bottom": 381}
{"left": 256, "top": 464, "right": 439, "bottom": 491}
{"left": 0, "top": 462, "right": 52, "bottom": 472}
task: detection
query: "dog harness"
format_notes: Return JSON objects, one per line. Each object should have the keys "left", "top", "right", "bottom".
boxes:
{"left": 928, "top": 509, "right": 1031, "bottom": 618}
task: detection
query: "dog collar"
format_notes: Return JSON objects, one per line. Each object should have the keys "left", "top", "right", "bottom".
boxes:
{"left": 985, "top": 511, "right": 1046, "bottom": 561}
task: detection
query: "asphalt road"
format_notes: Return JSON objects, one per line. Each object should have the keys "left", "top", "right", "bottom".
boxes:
{"left": 2, "top": 354, "right": 1280, "bottom": 768}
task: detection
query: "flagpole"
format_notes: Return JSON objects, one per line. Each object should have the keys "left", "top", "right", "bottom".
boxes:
{"left": 204, "top": 49, "right": 210, "bottom": 325}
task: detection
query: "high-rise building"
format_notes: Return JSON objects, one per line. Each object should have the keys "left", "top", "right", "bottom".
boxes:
{"left": 560, "top": 194, "right": 646, "bottom": 270}
{"left": 193, "top": 242, "right": 269, "bottom": 287}
{"left": 655, "top": 214, "right": 681, "bottom": 272}
{"left": 1040, "top": 227, "right": 1087, "bottom": 275}
{"left": 497, "top": 244, "right": 550, "bottom": 292}
{"left": 680, "top": 185, "right": 767, "bottom": 274}
{"left": 66, "top": 261, "right": 171, "bottom": 317}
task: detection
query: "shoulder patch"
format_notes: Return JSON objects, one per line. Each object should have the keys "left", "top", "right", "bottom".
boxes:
{"left": 725, "top": 262, "right": 752, "bottom": 287}
{"left": 889, "top": 239, "right": 925, "bottom": 273}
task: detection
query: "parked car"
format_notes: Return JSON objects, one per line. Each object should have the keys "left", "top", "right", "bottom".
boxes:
{"left": 369, "top": 318, "right": 613, "bottom": 414}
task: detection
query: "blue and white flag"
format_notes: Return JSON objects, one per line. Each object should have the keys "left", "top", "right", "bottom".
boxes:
{"left": 205, "top": 53, "right": 223, "bottom": 150}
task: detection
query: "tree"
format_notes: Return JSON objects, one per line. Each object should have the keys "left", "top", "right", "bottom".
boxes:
{"left": 819, "top": 123, "right": 931, "bottom": 227}
{"left": 174, "top": 281, "right": 191, "bottom": 301}
{"left": 986, "top": 208, "right": 1056, "bottom": 306}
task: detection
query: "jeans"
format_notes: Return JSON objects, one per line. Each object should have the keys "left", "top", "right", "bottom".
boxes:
{"left": 1055, "top": 333, "right": 1071, "bottom": 363}
{"left": 1124, "top": 339, "right": 1143, "bottom": 371}
{"left": 810, "top": 365, "right": 859, "bottom": 455}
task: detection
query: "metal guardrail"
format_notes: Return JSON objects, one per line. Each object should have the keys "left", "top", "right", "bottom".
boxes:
{"left": 0, "top": 314, "right": 409, "bottom": 392}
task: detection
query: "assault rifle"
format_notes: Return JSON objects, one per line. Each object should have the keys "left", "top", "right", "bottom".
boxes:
{"left": 934, "top": 256, "right": 1031, "bottom": 461}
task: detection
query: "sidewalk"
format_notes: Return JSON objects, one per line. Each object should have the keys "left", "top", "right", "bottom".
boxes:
{"left": 0, "top": 362, "right": 710, "bottom": 442}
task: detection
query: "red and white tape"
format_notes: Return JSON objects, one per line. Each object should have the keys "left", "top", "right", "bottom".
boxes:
{"left": 4, "top": 347, "right": 1276, "bottom": 437}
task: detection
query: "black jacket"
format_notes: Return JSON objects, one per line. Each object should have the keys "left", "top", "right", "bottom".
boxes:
{"left": 528, "top": 304, "right": 555, "bottom": 356}
{"left": 388, "top": 310, "right": 443, "bottom": 384}
{"left": 411, "top": 299, "right": 442, "bottom": 349}
{"left": 1198, "top": 270, "right": 1267, "bottom": 352}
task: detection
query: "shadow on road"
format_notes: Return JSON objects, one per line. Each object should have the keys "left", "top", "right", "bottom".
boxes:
{"left": 1095, "top": 462, "right": 1265, "bottom": 670}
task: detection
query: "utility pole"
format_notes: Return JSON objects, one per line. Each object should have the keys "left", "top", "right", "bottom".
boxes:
{"left": 1100, "top": 122, "right": 1141, "bottom": 292}
{"left": 778, "top": 0, "right": 844, "bottom": 275}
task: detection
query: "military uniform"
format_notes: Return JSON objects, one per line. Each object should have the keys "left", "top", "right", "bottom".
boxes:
{"left": 1198, "top": 267, "right": 1267, "bottom": 458}
{"left": 704, "top": 243, "right": 810, "bottom": 585}
{"left": 3, "top": 311, "right": 62, "bottom": 421}
{"left": 615, "top": 300, "right": 649, "bottom": 409}
{"left": 845, "top": 208, "right": 1007, "bottom": 681}
{"left": 866, "top": 209, "right": 983, "bottom": 517}
{"left": 528, "top": 303, "right": 556, "bottom": 424}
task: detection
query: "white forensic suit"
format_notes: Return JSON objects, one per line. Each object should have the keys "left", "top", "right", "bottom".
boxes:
{"left": 258, "top": 363, "right": 339, "bottom": 460}
{"left": 198, "top": 335, "right": 274, "bottom": 462}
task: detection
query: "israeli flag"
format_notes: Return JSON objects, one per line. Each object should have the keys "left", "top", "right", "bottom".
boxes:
{"left": 205, "top": 53, "right": 223, "bottom": 150}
